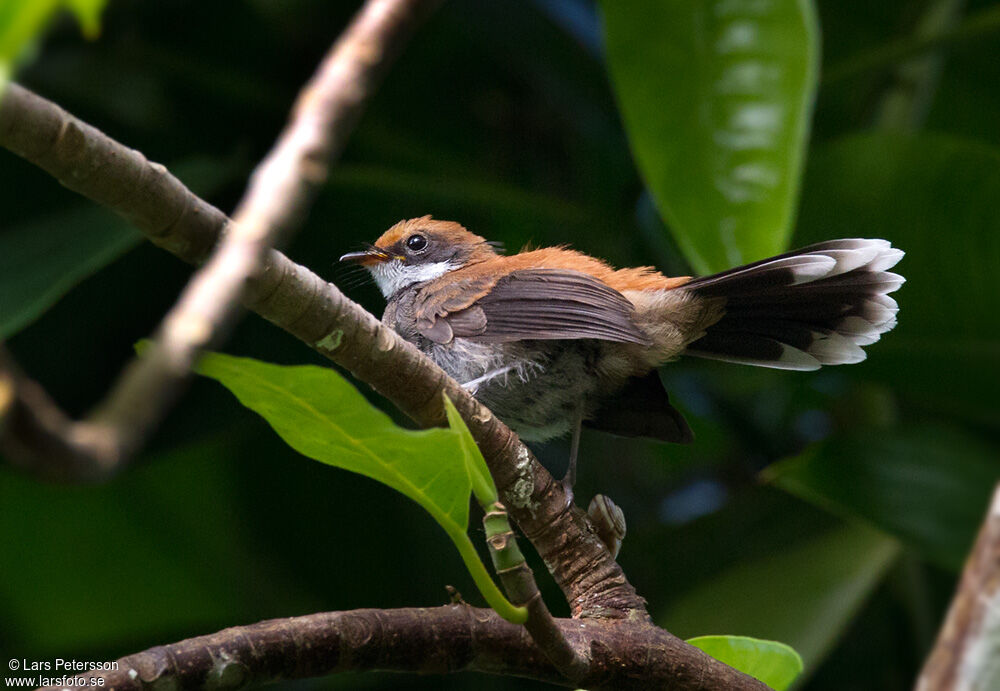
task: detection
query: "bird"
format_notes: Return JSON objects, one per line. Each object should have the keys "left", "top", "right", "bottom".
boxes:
{"left": 341, "top": 216, "right": 904, "bottom": 487}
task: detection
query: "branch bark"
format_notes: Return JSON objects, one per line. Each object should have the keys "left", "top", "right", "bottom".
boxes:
{"left": 916, "top": 483, "right": 1000, "bottom": 691}
{"left": 482, "top": 501, "right": 589, "bottom": 679}
{"left": 0, "top": 84, "right": 646, "bottom": 620}
{"left": 35, "top": 606, "right": 771, "bottom": 691}
{"left": 0, "top": 346, "right": 120, "bottom": 475}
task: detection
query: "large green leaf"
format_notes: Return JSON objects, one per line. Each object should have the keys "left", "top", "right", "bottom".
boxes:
{"left": 599, "top": 0, "right": 819, "bottom": 274}
{"left": 196, "top": 352, "right": 473, "bottom": 529}
{"left": 441, "top": 390, "right": 496, "bottom": 506}
{"left": 0, "top": 158, "right": 238, "bottom": 339}
{"left": 765, "top": 426, "right": 998, "bottom": 570}
{"left": 796, "top": 133, "right": 1000, "bottom": 426}
{"left": 687, "top": 635, "right": 803, "bottom": 690}
{"left": 662, "top": 523, "right": 899, "bottom": 671}
{"left": 0, "top": 0, "right": 106, "bottom": 89}
{"left": 194, "top": 350, "right": 525, "bottom": 623}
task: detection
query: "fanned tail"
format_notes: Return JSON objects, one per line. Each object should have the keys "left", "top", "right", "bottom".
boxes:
{"left": 683, "top": 239, "right": 904, "bottom": 370}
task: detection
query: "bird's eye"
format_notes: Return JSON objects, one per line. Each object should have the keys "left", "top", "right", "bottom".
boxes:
{"left": 406, "top": 234, "right": 428, "bottom": 252}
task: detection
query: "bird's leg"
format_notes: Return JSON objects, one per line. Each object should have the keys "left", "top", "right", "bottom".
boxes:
{"left": 461, "top": 364, "right": 517, "bottom": 394}
{"left": 561, "top": 411, "right": 583, "bottom": 505}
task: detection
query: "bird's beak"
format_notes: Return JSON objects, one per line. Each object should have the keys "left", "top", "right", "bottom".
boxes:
{"left": 339, "top": 248, "right": 391, "bottom": 266}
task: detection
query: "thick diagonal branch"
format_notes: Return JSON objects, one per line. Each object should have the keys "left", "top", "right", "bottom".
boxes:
{"left": 916, "top": 483, "right": 1000, "bottom": 691}
{"left": 35, "top": 605, "right": 771, "bottom": 691}
{"left": 0, "top": 84, "right": 646, "bottom": 620}
{"left": 0, "top": 0, "right": 440, "bottom": 479}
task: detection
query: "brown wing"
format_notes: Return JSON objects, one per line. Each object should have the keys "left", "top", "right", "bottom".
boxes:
{"left": 414, "top": 268, "right": 651, "bottom": 345}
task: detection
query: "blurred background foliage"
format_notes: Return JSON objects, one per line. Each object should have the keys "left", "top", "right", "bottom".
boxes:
{"left": 1, "top": 0, "right": 998, "bottom": 689}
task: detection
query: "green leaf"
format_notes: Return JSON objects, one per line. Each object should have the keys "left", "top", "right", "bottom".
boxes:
{"left": 0, "top": 0, "right": 107, "bottom": 91}
{"left": 194, "top": 351, "right": 526, "bottom": 624}
{"left": 662, "top": 523, "right": 899, "bottom": 672}
{"left": 599, "top": 0, "right": 819, "bottom": 274}
{"left": 796, "top": 133, "right": 1000, "bottom": 427}
{"left": 0, "top": 158, "right": 239, "bottom": 339}
{"left": 0, "top": 207, "right": 140, "bottom": 338}
{"left": 765, "top": 426, "right": 998, "bottom": 570}
{"left": 686, "top": 635, "right": 803, "bottom": 690}
{"left": 64, "top": 0, "right": 105, "bottom": 37}
{"left": 196, "top": 351, "right": 473, "bottom": 528}
{"left": 441, "top": 393, "right": 497, "bottom": 506}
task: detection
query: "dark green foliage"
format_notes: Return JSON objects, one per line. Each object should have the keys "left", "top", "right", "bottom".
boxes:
{"left": 2, "top": 1, "right": 998, "bottom": 689}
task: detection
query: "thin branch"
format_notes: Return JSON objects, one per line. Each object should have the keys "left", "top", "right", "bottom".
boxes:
{"left": 0, "top": 346, "right": 118, "bottom": 478}
{"left": 916, "top": 483, "right": 1000, "bottom": 691}
{"left": 872, "top": 0, "right": 965, "bottom": 131}
{"left": 0, "top": 0, "right": 440, "bottom": 478}
{"left": 118, "top": 0, "right": 445, "bottom": 445}
{"left": 0, "top": 84, "right": 647, "bottom": 620}
{"left": 483, "top": 501, "right": 589, "bottom": 680}
{"left": 824, "top": 3, "right": 1000, "bottom": 85}
{"left": 34, "top": 605, "right": 771, "bottom": 691}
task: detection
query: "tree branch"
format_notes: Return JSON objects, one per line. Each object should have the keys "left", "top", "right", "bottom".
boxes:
{"left": 916, "top": 482, "right": 1000, "bottom": 691}
{"left": 0, "top": 0, "right": 440, "bottom": 478}
{"left": 1, "top": 4, "right": 597, "bottom": 675}
{"left": 0, "top": 346, "right": 120, "bottom": 477}
{"left": 482, "top": 501, "right": 589, "bottom": 680}
{"left": 0, "top": 83, "right": 647, "bottom": 620}
{"left": 824, "top": 3, "right": 1000, "bottom": 85}
{"left": 872, "top": 0, "right": 964, "bottom": 131}
{"left": 35, "top": 605, "right": 771, "bottom": 691}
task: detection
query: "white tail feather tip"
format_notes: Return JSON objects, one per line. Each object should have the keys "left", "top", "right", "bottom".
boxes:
{"left": 787, "top": 256, "right": 838, "bottom": 284}
{"left": 822, "top": 247, "right": 882, "bottom": 274}
{"left": 867, "top": 247, "right": 905, "bottom": 272}
{"left": 809, "top": 333, "right": 867, "bottom": 365}
{"left": 836, "top": 316, "right": 883, "bottom": 344}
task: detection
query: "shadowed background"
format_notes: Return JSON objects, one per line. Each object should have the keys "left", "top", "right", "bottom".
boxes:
{"left": 1, "top": 1, "right": 998, "bottom": 689}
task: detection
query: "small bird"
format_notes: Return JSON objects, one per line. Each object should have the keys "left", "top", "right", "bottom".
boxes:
{"left": 341, "top": 216, "right": 904, "bottom": 486}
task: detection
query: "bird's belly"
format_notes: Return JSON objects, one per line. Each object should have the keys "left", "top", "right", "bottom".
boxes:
{"left": 421, "top": 338, "right": 509, "bottom": 386}
{"left": 421, "top": 338, "right": 609, "bottom": 442}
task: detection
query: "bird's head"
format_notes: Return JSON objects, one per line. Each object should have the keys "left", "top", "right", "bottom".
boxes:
{"left": 340, "top": 216, "right": 499, "bottom": 298}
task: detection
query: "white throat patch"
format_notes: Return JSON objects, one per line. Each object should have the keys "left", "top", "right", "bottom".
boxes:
{"left": 369, "top": 260, "right": 456, "bottom": 298}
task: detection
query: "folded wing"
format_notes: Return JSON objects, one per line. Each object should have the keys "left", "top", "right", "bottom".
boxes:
{"left": 414, "top": 268, "right": 651, "bottom": 345}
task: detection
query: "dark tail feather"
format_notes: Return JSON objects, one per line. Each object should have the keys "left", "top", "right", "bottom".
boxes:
{"left": 683, "top": 239, "right": 904, "bottom": 371}
{"left": 585, "top": 371, "right": 694, "bottom": 443}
